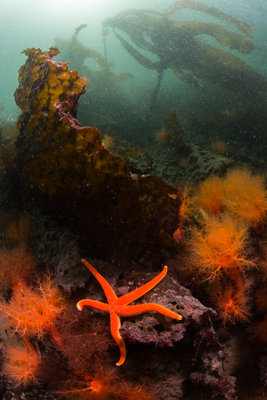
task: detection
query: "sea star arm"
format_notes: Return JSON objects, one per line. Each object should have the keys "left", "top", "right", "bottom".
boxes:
{"left": 77, "top": 299, "right": 110, "bottom": 312}
{"left": 119, "top": 303, "right": 183, "bottom": 320}
{"left": 110, "top": 311, "right": 126, "bottom": 366}
{"left": 81, "top": 259, "right": 117, "bottom": 303}
{"left": 117, "top": 266, "right": 168, "bottom": 306}
{"left": 77, "top": 261, "right": 183, "bottom": 366}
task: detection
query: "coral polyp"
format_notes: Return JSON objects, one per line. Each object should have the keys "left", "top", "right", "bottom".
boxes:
{"left": 196, "top": 176, "right": 225, "bottom": 214}
{"left": 216, "top": 288, "right": 250, "bottom": 324}
{"left": 0, "top": 279, "right": 64, "bottom": 338}
{"left": 3, "top": 343, "right": 40, "bottom": 386}
{"left": 223, "top": 168, "right": 267, "bottom": 230}
{"left": 190, "top": 214, "right": 253, "bottom": 279}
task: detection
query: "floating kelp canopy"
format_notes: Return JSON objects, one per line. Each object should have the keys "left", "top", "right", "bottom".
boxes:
{"left": 103, "top": 0, "right": 267, "bottom": 109}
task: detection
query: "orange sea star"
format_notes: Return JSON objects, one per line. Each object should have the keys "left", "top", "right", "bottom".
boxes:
{"left": 77, "top": 259, "right": 183, "bottom": 366}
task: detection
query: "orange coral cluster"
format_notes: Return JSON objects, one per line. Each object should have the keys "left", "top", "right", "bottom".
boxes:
{"left": 0, "top": 256, "right": 154, "bottom": 397}
{"left": 185, "top": 168, "right": 267, "bottom": 324}
{"left": 0, "top": 218, "right": 153, "bottom": 397}
{"left": 0, "top": 270, "right": 64, "bottom": 386}
{"left": 195, "top": 168, "right": 267, "bottom": 230}
{"left": 60, "top": 370, "right": 154, "bottom": 400}
{"left": 215, "top": 287, "right": 250, "bottom": 325}
{"left": 1, "top": 279, "right": 64, "bottom": 338}
{"left": 0, "top": 222, "right": 65, "bottom": 387}
{"left": 190, "top": 214, "right": 253, "bottom": 280}
{"left": 224, "top": 169, "right": 266, "bottom": 231}
{"left": 3, "top": 342, "right": 40, "bottom": 386}
{"left": 196, "top": 176, "right": 225, "bottom": 214}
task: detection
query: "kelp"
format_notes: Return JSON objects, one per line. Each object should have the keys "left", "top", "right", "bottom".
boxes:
{"left": 104, "top": 1, "right": 267, "bottom": 107}
{"left": 114, "top": 32, "right": 160, "bottom": 71}
{"left": 55, "top": 24, "right": 139, "bottom": 138}
{"left": 169, "top": 21, "right": 255, "bottom": 54}
{"left": 165, "top": 1, "right": 253, "bottom": 37}
{"left": 55, "top": 24, "right": 133, "bottom": 85}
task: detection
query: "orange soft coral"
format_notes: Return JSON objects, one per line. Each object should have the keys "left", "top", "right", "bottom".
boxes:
{"left": 196, "top": 176, "right": 225, "bottom": 214}
{"left": 179, "top": 186, "right": 194, "bottom": 223}
{"left": 216, "top": 287, "right": 250, "bottom": 324}
{"left": 3, "top": 343, "right": 40, "bottom": 386}
{"left": 173, "top": 187, "right": 194, "bottom": 244}
{"left": 0, "top": 245, "right": 36, "bottom": 288}
{"left": 194, "top": 169, "right": 267, "bottom": 230}
{"left": 60, "top": 370, "right": 154, "bottom": 400}
{"left": 190, "top": 214, "right": 254, "bottom": 280}
{"left": 223, "top": 168, "right": 267, "bottom": 230}
{"left": 0, "top": 279, "right": 64, "bottom": 338}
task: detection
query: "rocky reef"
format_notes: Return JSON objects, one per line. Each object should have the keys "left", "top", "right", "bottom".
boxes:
{"left": 14, "top": 47, "right": 179, "bottom": 259}
{"left": 0, "top": 20, "right": 266, "bottom": 398}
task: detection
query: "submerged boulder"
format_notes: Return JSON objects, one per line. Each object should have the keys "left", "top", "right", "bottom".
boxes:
{"left": 14, "top": 48, "right": 179, "bottom": 258}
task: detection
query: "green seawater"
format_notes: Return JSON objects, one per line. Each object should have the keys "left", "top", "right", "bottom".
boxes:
{"left": 0, "top": 0, "right": 266, "bottom": 169}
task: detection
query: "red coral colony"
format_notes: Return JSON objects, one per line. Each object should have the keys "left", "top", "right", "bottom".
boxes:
{"left": 0, "top": 3, "right": 267, "bottom": 400}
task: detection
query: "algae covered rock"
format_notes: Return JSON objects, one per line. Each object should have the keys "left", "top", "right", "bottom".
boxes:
{"left": 88, "top": 267, "right": 236, "bottom": 400}
{"left": 14, "top": 47, "right": 130, "bottom": 197}
{"left": 14, "top": 48, "right": 179, "bottom": 256}
{"left": 184, "top": 143, "right": 235, "bottom": 183}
